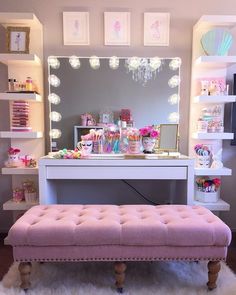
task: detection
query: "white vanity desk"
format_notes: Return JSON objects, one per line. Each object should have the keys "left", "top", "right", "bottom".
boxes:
{"left": 39, "top": 155, "right": 194, "bottom": 205}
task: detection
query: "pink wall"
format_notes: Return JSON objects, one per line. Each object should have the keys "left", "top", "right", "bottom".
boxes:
{"left": 0, "top": 0, "right": 236, "bottom": 231}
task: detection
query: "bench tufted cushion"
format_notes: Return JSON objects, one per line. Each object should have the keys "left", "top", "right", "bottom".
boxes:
{"left": 9, "top": 205, "right": 231, "bottom": 248}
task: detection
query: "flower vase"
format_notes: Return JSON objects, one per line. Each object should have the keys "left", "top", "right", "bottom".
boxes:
{"left": 196, "top": 155, "right": 211, "bottom": 168}
{"left": 5, "top": 152, "right": 21, "bottom": 168}
{"left": 128, "top": 140, "right": 141, "bottom": 154}
{"left": 142, "top": 137, "right": 156, "bottom": 154}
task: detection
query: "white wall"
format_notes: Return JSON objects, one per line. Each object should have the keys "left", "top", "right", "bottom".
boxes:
{"left": 0, "top": 0, "right": 236, "bottom": 231}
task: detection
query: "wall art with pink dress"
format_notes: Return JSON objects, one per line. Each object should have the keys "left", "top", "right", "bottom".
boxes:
{"left": 144, "top": 13, "right": 170, "bottom": 46}
{"left": 104, "top": 12, "right": 130, "bottom": 46}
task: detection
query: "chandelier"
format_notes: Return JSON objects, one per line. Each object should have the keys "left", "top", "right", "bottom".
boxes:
{"left": 125, "top": 57, "right": 162, "bottom": 86}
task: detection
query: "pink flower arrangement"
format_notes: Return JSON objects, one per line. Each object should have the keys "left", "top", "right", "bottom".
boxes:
{"left": 8, "top": 147, "right": 20, "bottom": 155}
{"left": 139, "top": 126, "right": 159, "bottom": 138}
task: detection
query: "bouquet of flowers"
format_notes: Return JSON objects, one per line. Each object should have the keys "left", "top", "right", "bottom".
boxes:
{"left": 139, "top": 126, "right": 159, "bottom": 138}
{"left": 196, "top": 177, "right": 221, "bottom": 192}
{"left": 127, "top": 128, "right": 140, "bottom": 141}
{"left": 8, "top": 147, "right": 20, "bottom": 155}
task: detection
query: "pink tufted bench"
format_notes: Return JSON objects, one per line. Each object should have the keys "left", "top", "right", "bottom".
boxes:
{"left": 8, "top": 204, "right": 231, "bottom": 292}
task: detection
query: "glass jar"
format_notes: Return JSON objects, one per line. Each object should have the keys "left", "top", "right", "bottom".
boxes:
{"left": 26, "top": 77, "right": 33, "bottom": 91}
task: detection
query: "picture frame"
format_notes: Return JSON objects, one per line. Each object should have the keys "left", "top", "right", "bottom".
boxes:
{"left": 144, "top": 12, "right": 170, "bottom": 46}
{"left": 63, "top": 12, "right": 90, "bottom": 45}
{"left": 104, "top": 12, "right": 130, "bottom": 46}
{"left": 159, "top": 124, "right": 178, "bottom": 152}
{"left": 6, "top": 26, "right": 30, "bottom": 53}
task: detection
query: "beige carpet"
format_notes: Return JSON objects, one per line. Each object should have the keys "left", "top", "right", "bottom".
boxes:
{"left": 1, "top": 261, "right": 236, "bottom": 294}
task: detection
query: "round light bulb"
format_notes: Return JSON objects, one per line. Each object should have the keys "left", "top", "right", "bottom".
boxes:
{"left": 169, "top": 58, "right": 182, "bottom": 71}
{"left": 149, "top": 57, "right": 162, "bottom": 71}
{"left": 48, "top": 56, "right": 60, "bottom": 69}
{"left": 48, "top": 74, "right": 60, "bottom": 87}
{"left": 168, "top": 75, "right": 180, "bottom": 88}
{"left": 128, "top": 57, "right": 141, "bottom": 71}
{"left": 168, "top": 94, "right": 180, "bottom": 105}
{"left": 89, "top": 56, "right": 100, "bottom": 69}
{"left": 49, "top": 129, "right": 62, "bottom": 139}
{"left": 109, "top": 56, "right": 119, "bottom": 70}
{"left": 48, "top": 93, "right": 61, "bottom": 105}
{"left": 168, "top": 112, "right": 179, "bottom": 123}
{"left": 49, "top": 111, "right": 62, "bottom": 122}
{"left": 69, "top": 56, "right": 81, "bottom": 69}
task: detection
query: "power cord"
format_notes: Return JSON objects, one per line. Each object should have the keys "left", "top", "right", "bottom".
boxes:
{"left": 121, "top": 180, "right": 160, "bottom": 205}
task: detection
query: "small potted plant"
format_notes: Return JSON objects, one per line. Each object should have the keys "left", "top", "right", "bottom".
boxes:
{"left": 139, "top": 126, "right": 159, "bottom": 153}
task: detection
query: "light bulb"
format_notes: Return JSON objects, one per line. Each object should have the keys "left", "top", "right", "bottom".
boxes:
{"left": 168, "top": 112, "right": 179, "bottom": 123}
{"left": 89, "top": 56, "right": 100, "bottom": 69}
{"left": 169, "top": 58, "right": 182, "bottom": 71}
{"left": 127, "top": 57, "right": 141, "bottom": 70}
{"left": 168, "top": 94, "right": 180, "bottom": 105}
{"left": 69, "top": 56, "right": 81, "bottom": 69}
{"left": 150, "top": 57, "right": 162, "bottom": 71}
{"left": 168, "top": 75, "right": 180, "bottom": 88}
{"left": 49, "top": 129, "right": 62, "bottom": 139}
{"left": 48, "top": 93, "right": 61, "bottom": 105}
{"left": 48, "top": 56, "right": 60, "bottom": 69}
{"left": 48, "top": 74, "right": 60, "bottom": 87}
{"left": 49, "top": 111, "right": 62, "bottom": 122}
{"left": 109, "top": 56, "right": 119, "bottom": 70}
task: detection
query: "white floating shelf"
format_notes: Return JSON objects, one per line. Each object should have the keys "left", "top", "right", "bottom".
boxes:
{"left": 192, "top": 132, "right": 234, "bottom": 140}
{"left": 194, "top": 167, "right": 232, "bottom": 176}
{"left": 0, "top": 92, "right": 42, "bottom": 102}
{"left": 0, "top": 53, "right": 41, "bottom": 66}
{"left": 195, "top": 56, "right": 236, "bottom": 69}
{"left": 0, "top": 13, "right": 42, "bottom": 29}
{"left": 195, "top": 15, "right": 236, "bottom": 30}
{"left": 4, "top": 236, "right": 10, "bottom": 246}
{"left": 193, "top": 95, "right": 236, "bottom": 103}
{"left": 0, "top": 131, "right": 43, "bottom": 139}
{"left": 1, "top": 167, "right": 38, "bottom": 175}
{"left": 3, "top": 199, "right": 38, "bottom": 211}
{"left": 193, "top": 199, "right": 230, "bottom": 211}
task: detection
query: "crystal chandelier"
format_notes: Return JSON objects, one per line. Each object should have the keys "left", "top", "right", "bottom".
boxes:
{"left": 125, "top": 57, "right": 162, "bottom": 86}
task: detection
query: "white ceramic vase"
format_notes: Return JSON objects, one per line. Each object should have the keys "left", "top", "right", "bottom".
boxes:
{"left": 142, "top": 137, "right": 156, "bottom": 153}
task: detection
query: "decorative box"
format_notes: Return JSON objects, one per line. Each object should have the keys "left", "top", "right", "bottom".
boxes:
{"left": 196, "top": 190, "right": 219, "bottom": 203}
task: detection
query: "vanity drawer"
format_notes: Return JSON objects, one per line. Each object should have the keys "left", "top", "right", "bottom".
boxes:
{"left": 46, "top": 166, "right": 187, "bottom": 180}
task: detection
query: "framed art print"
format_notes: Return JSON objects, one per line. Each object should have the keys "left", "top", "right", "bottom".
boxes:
{"left": 144, "top": 12, "right": 170, "bottom": 46}
{"left": 63, "top": 12, "right": 90, "bottom": 45}
{"left": 7, "top": 27, "right": 30, "bottom": 53}
{"left": 104, "top": 12, "right": 130, "bottom": 46}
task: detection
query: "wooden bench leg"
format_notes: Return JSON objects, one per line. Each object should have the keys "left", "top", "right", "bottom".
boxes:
{"left": 18, "top": 262, "right": 32, "bottom": 291}
{"left": 207, "top": 261, "right": 221, "bottom": 291}
{"left": 114, "top": 262, "right": 127, "bottom": 293}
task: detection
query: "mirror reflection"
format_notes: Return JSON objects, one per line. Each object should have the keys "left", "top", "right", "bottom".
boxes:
{"left": 48, "top": 57, "right": 180, "bottom": 150}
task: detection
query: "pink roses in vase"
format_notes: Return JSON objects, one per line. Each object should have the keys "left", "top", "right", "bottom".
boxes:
{"left": 139, "top": 126, "right": 159, "bottom": 154}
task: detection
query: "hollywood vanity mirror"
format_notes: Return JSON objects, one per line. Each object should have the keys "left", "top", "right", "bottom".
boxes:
{"left": 47, "top": 56, "right": 181, "bottom": 150}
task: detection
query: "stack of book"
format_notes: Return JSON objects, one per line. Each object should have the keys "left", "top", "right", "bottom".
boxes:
{"left": 11, "top": 101, "right": 32, "bottom": 132}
